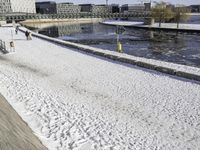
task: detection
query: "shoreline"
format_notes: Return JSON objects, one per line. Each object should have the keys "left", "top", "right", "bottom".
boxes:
{"left": 18, "top": 26, "right": 200, "bottom": 82}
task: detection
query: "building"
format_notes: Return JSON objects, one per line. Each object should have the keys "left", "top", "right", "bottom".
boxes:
{"left": 0, "top": 0, "right": 35, "bottom": 14}
{"left": 190, "top": 5, "right": 200, "bottom": 13}
{"left": 144, "top": 3, "right": 151, "bottom": 11}
{"left": 92, "top": 5, "right": 109, "bottom": 14}
{"left": 36, "top": 1, "right": 57, "bottom": 14}
{"left": 174, "top": 6, "right": 191, "bottom": 13}
{"left": 56, "top": 2, "right": 81, "bottom": 14}
{"left": 122, "top": 4, "right": 145, "bottom": 13}
{"left": 79, "top": 4, "right": 93, "bottom": 12}
{"left": 120, "top": 4, "right": 128, "bottom": 13}
{"left": 0, "top": 0, "right": 12, "bottom": 13}
{"left": 109, "top": 4, "right": 120, "bottom": 13}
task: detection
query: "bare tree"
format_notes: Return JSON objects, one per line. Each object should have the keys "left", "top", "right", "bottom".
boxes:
{"left": 151, "top": 1, "right": 174, "bottom": 27}
{"left": 173, "top": 7, "right": 190, "bottom": 28}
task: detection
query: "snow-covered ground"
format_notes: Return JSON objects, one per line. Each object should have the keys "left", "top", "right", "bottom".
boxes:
{"left": 103, "top": 21, "right": 144, "bottom": 26}
{"left": 103, "top": 20, "right": 200, "bottom": 31}
{"left": 0, "top": 27, "right": 200, "bottom": 150}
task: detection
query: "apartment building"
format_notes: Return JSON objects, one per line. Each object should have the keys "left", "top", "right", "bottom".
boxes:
{"left": 57, "top": 2, "right": 81, "bottom": 14}
{"left": 92, "top": 5, "right": 109, "bottom": 14}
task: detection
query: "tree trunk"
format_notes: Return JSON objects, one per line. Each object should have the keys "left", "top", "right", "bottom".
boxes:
{"left": 177, "top": 21, "right": 179, "bottom": 29}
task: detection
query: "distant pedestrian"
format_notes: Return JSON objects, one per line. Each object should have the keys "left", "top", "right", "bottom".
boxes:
{"left": 15, "top": 26, "right": 19, "bottom": 34}
{"left": 9, "top": 41, "right": 15, "bottom": 52}
{"left": 25, "top": 30, "right": 29, "bottom": 40}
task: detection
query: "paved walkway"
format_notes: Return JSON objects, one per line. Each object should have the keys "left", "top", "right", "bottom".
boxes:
{"left": 0, "top": 94, "right": 47, "bottom": 150}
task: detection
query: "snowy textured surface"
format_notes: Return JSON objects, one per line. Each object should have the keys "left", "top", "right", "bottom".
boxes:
{"left": 0, "top": 27, "right": 200, "bottom": 150}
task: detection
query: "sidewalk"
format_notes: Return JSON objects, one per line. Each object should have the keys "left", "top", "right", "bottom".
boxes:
{"left": 0, "top": 94, "right": 47, "bottom": 150}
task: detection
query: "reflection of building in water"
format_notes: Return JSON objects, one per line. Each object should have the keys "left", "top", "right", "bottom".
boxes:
{"left": 148, "top": 32, "right": 186, "bottom": 55}
{"left": 38, "top": 24, "right": 94, "bottom": 38}
{"left": 57, "top": 2, "right": 81, "bottom": 14}
{"left": 91, "top": 23, "right": 111, "bottom": 34}
{"left": 40, "top": 23, "right": 114, "bottom": 38}
{"left": 57, "top": 24, "right": 82, "bottom": 37}
{"left": 0, "top": 0, "right": 35, "bottom": 13}
{"left": 39, "top": 26, "right": 59, "bottom": 37}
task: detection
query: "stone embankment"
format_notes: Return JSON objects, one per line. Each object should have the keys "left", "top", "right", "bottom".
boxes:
{"left": 101, "top": 21, "right": 200, "bottom": 33}
{"left": 21, "top": 18, "right": 103, "bottom": 26}
{"left": 0, "top": 94, "right": 47, "bottom": 150}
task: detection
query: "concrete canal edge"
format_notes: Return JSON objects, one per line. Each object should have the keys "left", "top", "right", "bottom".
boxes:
{"left": 100, "top": 21, "right": 200, "bottom": 33}
{"left": 0, "top": 93, "right": 47, "bottom": 150}
{"left": 19, "top": 27, "right": 200, "bottom": 82}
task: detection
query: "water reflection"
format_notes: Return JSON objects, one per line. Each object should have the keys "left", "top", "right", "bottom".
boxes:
{"left": 29, "top": 21, "right": 200, "bottom": 68}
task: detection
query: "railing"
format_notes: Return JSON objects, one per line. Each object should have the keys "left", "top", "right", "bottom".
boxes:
{"left": 4, "top": 12, "right": 151, "bottom": 21}
{"left": 0, "top": 39, "right": 7, "bottom": 54}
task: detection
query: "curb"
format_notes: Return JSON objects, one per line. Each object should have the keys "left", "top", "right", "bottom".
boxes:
{"left": 19, "top": 27, "right": 200, "bottom": 82}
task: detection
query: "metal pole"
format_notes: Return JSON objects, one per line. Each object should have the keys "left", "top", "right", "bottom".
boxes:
{"left": 116, "top": 26, "right": 122, "bottom": 53}
{"left": 11, "top": 30, "right": 13, "bottom": 41}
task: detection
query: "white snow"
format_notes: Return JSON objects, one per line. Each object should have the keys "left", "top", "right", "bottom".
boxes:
{"left": 0, "top": 27, "right": 200, "bottom": 150}
{"left": 103, "top": 20, "right": 144, "bottom": 26}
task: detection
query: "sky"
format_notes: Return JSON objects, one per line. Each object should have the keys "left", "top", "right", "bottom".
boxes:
{"left": 36, "top": 0, "right": 199, "bottom": 6}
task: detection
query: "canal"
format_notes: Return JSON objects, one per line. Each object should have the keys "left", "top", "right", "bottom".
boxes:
{"left": 27, "top": 17, "right": 200, "bottom": 68}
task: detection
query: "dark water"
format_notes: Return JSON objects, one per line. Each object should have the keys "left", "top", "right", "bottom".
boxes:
{"left": 31, "top": 16, "right": 200, "bottom": 68}
{"left": 188, "top": 15, "right": 200, "bottom": 24}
